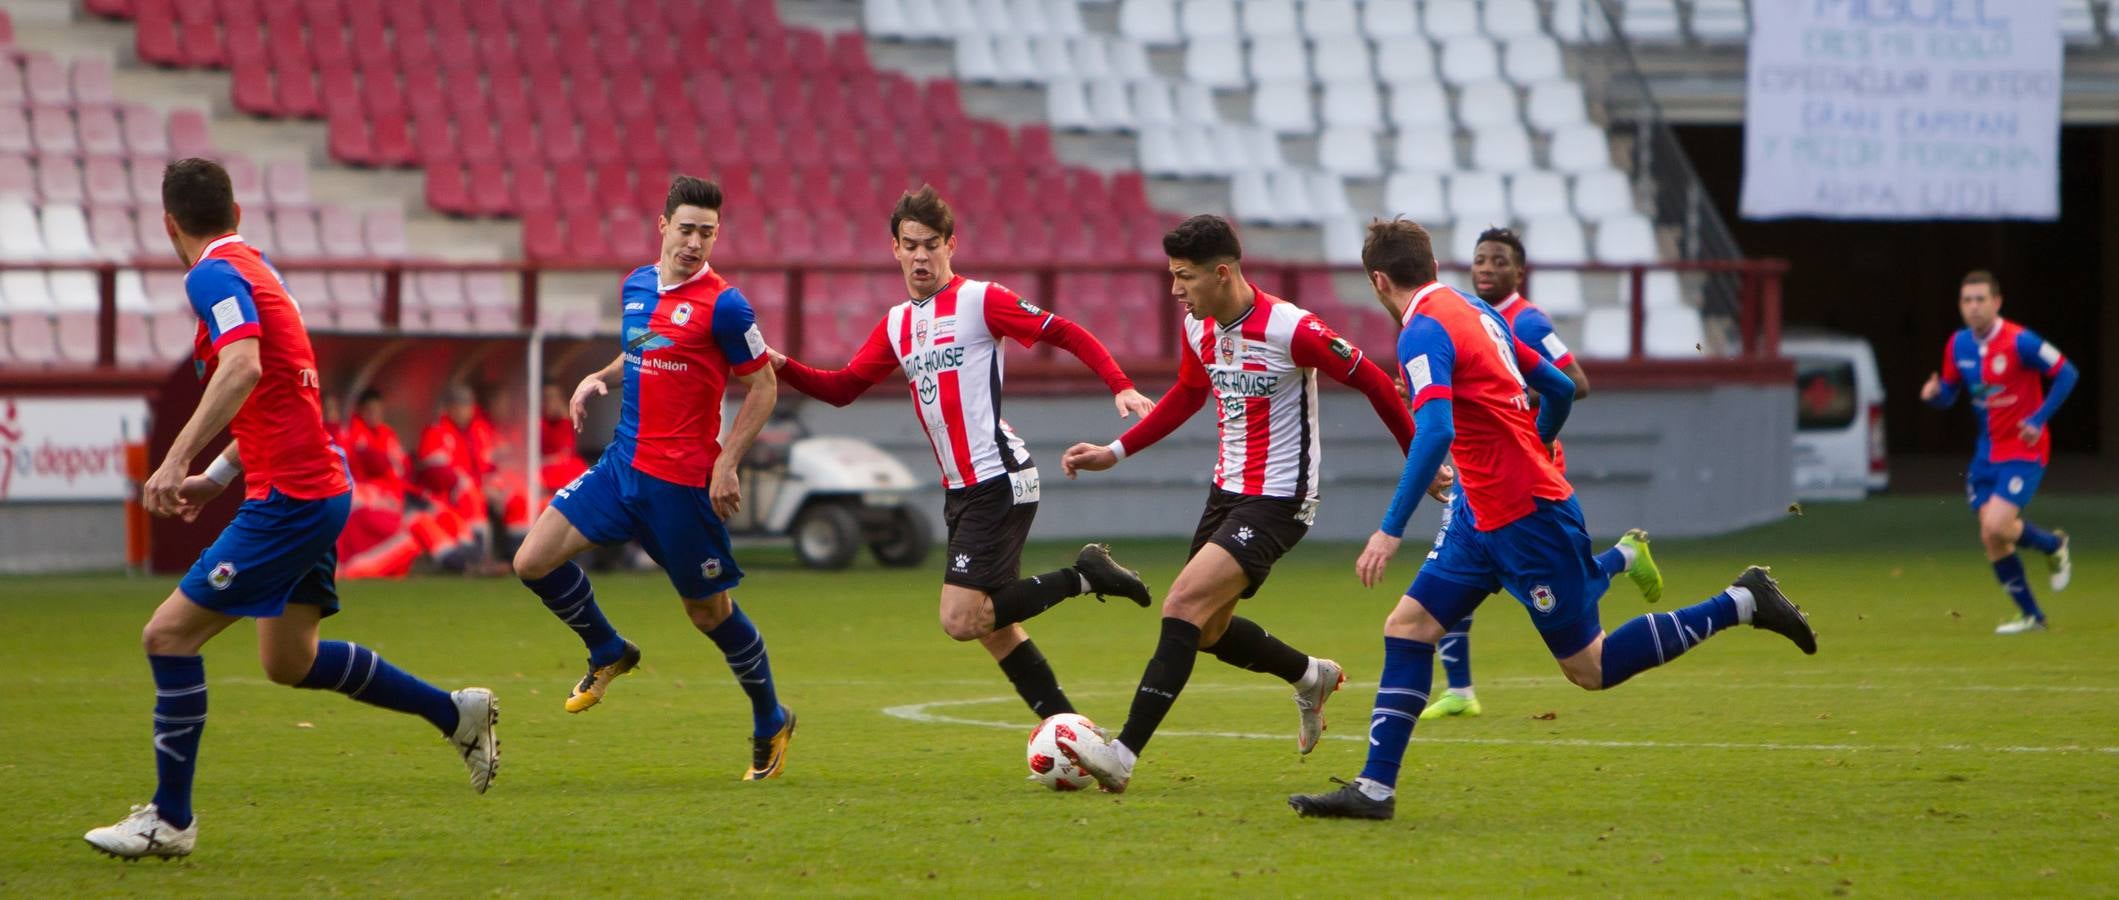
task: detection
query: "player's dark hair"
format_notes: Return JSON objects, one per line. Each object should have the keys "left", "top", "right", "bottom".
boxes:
{"left": 357, "top": 387, "right": 383, "bottom": 406}
{"left": 1362, "top": 217, "right": 1438, "bottom": 287}
{"left": 1162, "top": 214, "right": 1242, "bottom": 264}
{"left": 664, "top": 175, "right": 723, "bottom": 217}
{"left": 161, "top": 157, "right": 238, "bottom": 238}
{"left": 1962, "top": 269, "right": 2000, "bottom": 295}
{"left": 1474, "top": 226, "right": 1526, "bottom": 268}
{"left": 890, "top": 185, "right": 955, "bottom": 240}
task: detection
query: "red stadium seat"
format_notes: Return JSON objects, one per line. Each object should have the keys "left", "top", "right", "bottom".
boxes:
{"left": 277, "top": 66, "right": 321, "bottom": 118}
{"left": 522, "top": 215, "right": 566, "bottom": 262}
{"left": 86, "top": 0, "right": 136, "bottom": 16}
{"left": 29, "top": 106, "right": 78, "bottom": 156}
{"left": 271, "top": 207, "right": 322, "bottom": 257}
{"left": 830, "top": 32, "right": 872, "bottom": 74}
{"left": 120, "top": 104, "right": 167, "bottom": 156}
{"left": 424, "top": 161, "right": 470, "bottom": 215}
{"left": 265, "top": 157, "right": 309, "bottom": 207}
{"left": 133, "top": 1, "right": 184, "bottom": 66}
{"left": 22, "top": 55, "right": 68, "bottom": 106}
{"left": 230, "top": 58, "right": 277, "bottom": 114}
{"left": 317, "top": 204, "right": 363, "bottom": 257}
{"left": 0, "top": 155, "right": 31, "bottom": 198}
{"left": 326, "top": 108, "right": 372, "bottom": 164}
{"left": 71, "top": 58, "right": 118, "bottom": 106}
{"left": 0, "top": 109, "right": 24, "bottom": 157}
{"left": 179, "top": 20, "right": 225, "bottom": 68}
{"left": 221, "top": 153, "right": 262, "bottom": 205}
{"left": 369, "top": 115, "right": 414, "bottom": 166}
{"left": 466, "top": 160, "right": 511, "bottom": 216}
{"left": 76, "top": 106, "right": 124, "bottom": 157}
{"left": 36, "top": 157, "right": 84, "bottom": 205}
{"left": 167, "top": 108, "right": 211, "bottom": 157}
{"left": 83, "top": 155, "right": 130, "bottom": 205}
{"left": 363, "top": 208, "right": 408, "bottom": 256}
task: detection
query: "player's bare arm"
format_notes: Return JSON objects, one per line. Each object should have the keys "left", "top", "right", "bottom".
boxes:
{"left": 147, "top": 336, "right": 261, "bottom": 518}
{"left": 711, "top": 364, "right": 778, "bottom": 519}
{"left": 570, "top": 354, "right": 625, "bottom": 430}
{"left": 172, "top": 440, "right": 240, "bottom": 522}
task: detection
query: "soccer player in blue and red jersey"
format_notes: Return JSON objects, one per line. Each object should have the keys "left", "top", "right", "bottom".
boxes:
{"left": 86, "top": 159, "right": 498, "bottom": 860}
{"left": 1419, "top": 227, "right": 1661, "bottom": 721}
{"left": 509, "top": 176, "right": 796, "bottom": 780}
{"left": 1919, "top": 270, "right": 2077, "bottom": 634}
{"left": 1288, "top": 219, "right": 1817, "bottom": 820}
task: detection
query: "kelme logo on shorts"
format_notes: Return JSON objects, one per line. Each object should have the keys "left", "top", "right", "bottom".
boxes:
{"left": 208, "top": 561, "right": 237, "bottom": 591}
{"left": 1531, "top": 584, "right": 1556, "bottom": 612}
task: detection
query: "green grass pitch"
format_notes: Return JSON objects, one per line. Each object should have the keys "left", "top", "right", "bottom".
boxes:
{"left": 5, "top": 496, "right": 2117, "bottom": 895}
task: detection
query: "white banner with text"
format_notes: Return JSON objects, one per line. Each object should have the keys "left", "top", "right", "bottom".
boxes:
{"left": 0, "top": 397, "right": 149, "bottom": 502}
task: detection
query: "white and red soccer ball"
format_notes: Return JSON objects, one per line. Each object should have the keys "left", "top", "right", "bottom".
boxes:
{"left": 1026, "top": 713, "right": 1099, "bottom": 791}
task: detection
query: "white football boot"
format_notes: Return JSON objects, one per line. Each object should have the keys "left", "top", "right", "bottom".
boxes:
{"left": 1293, "top": 658, "right": 1345, "bottom": 755}
{"left": 449, "top": 688, "right": 500, "bottom": 794}
{"left": 2047, "top": 531, "right": 2071, "bottom": 591}
{"left": 84, "top": 804, "right": 196, "bottom": 860}
{"left": 1059, "top": 729, "right": 1134, "bottom": 794}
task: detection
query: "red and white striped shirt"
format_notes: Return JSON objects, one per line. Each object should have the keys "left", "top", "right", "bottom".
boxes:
{"left": 1113, "top": 286, "right": 1415, "bottom": 503}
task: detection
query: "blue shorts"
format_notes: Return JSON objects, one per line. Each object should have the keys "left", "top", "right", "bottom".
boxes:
{"left": 1409, "top": 495, "right": 1607, "bottom": 658}
{"left": 1966, "top": 459, "right": 2043, "bottom": 511}
{"left": 552, "top": 453, "right": 743, "bottom": 599}
{"left": 179, "top": 488, "right": 350, "bottom": 618}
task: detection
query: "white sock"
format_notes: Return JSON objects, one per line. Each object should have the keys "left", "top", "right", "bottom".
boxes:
{"left": 1449, "top": 686, "right": 1476, "bottom": 700}
{"left": 1293, "top": 657, "right": 1322, "bottom": 693}
{"left": 1075, "top": 570, "right": 1092, "bottom": 594}
{"left": 1113, "top": 740, "right": 1138, "bottom": 772}
{"left": 1615, "top": 542, "right": 1637, "bottom": 570}
{"left": 1726, "top": 585, "right": 1756, "bottom": 624}
{"left": 1354, "top": 777, "right": 1395, "bottom": 801}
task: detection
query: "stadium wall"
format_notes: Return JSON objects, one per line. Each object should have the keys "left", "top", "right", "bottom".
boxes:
{"left": 798, "top": 384, "right": 1795, "bottom": 543}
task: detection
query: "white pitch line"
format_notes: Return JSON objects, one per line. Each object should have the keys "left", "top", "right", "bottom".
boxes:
{"left": 882, "top": 695, "right": 2119, "bottom": 756}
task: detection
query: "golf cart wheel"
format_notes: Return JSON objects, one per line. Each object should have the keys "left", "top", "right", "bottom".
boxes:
{"left": 870, "top": 507, "right": 931, "bottom": 568}
{"left": 792, "top": 502, "right": 861, "bottom": 570}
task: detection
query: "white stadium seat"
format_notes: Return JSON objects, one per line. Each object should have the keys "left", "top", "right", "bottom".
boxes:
{"left": 42, "top": 205, "right": 97, "bottom": 260}
{"left": 1240, "top": 0, "right": 1299, "bottom": 39}
{"left": 1445, "top": 218, "right": 1496, "bottom": 263}
{"left": 1087, "top": 78, "right": 1135, "bottom": 129}
{"left": 1270, "top": 169, "right": 1321, "bottom": 222}
{"left": 1622, "top": 0, "right": 1682, "bottom": 43}
{"left": 1070, "top": 36, "right": 1113, "bottom": 78}
{"left": 1438, "top": 35, "right": 1501, "bottom": 84}
{"left": 1231, "top": 170, "right": 1278, "bottom": 223}
{"left": 1046, "top": 79, "right": 1096, "bottom": 129}
{"left": 1393, "top": 129, "right": 1459, "bottom": 172}
{"left": 0, "top": 201, "right": 46, "bottom": 260}
{"left": 1508, "top": 171, "right": 1571, "bottom": 219}
{"left": 1180, "top": 0, "right": 1240, "bottom": 39}
{"left": 1308, "top": 171, "right": 1353, "bottom": 218}
{"left": 1646, "top": 305, "right": 1705, "bottom": 357}
{"left": 1447, "top": 171, "right": 1510, "bottom": 223}
{"left": 992, "top": 34, "right": 1043, "bottom": 81}
{"left": 1136, "top": 126, "right": 1189, "bottom": 175}
{"left": 1174, "top": 81, "right": 1221, "bottom": 124}
{"left": 1594, "top": 214, "right": 1659, "bottom": 263}
{"left": 1454, "top": 80, "right": 1521, "bottom": 130}
{"left": 1548, "top": 123, "right": 1614, "bottom": 173}
{"left": 1, "top": 271, "right": 54, "bottom": 310}
{"left": 1300, "top": 0, "right": 1360, "bottom": 38}
{"left": 1119, "top": 0, "right": 1182, "bottom": 45}
{"left": 1481, "top": 0, "right": 1546, "bottom": 40}
{"left": 1372, "top": 37, "right": 1438, "bottom": 84}
{"left": 1387, "top": 81, "right": 1452, "bottom": 129}
{"left": 1320, "top": 80, "right": 1383, "bottom": 130}
{"left": 1582, "top": 307, "right": 1630, "bottom": 357}
{"left": 1105, "top": 37, "right": 1155, "bottom": 80}
{"left": 1470, "top": 125, "right": 1536, "bottom": 173}
{"left": 1525, "top": 79, "right": 1588, "bottom": 131}
{"left": 1247, "top": 35, "right": 1311, "bottom": 82}
{"left": 1317, "top": 127, "right": 1382, "bottom": 177}
{"left": 1309, "top": 36, "right": 1375, "bottom": 83}
{"left": 47, "top": 271, "right": 101, "bottom": 312}
{"left": 1644, "top": 270, "right": 1686, "bottom": 308}
{"left": 1503, "top": 36, "right": 1564, "bottom": 84}
{"left": 1131, "top": 79, "right": 1179, "bottom": 126}
{"left": 1250, "top": 80, "right": 1317, "bottom": 134}
{"left": 1361, "top": 0, "right": 1420, "bottom": 38}
{"left": 1185, "top": 37, "right": 1248, "bottom": 88}
{"left": 1571, "top": 169, "right": 1637, "bottom": 221}
{"left": 1421, "top": 0, "right": 1480, "bottom": 40}
{"left": 864, "top": 0, "right": 912, "bottom": 39}
{"left": 1525, "top": 270, "right": 1585, "bottom": 315}
{"left": 1521, "top": 214, "right": 1588, "bottom": 264}
{"left": 1384, "top": 171, "right": 1449, "bottom": 221}
{"left": 1322, "top": 216, "right": 1368, "bottom": 264}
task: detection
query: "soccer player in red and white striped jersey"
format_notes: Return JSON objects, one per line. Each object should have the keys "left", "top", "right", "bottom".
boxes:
{"left": 771, "top": 186, "right": 1156, "bottom": 721}
{"left": 1056, "top": 215, "right": 1424, "bottom": 794}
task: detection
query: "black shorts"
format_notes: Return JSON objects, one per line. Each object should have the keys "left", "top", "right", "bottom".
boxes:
{"left": 1188, "top": 487, "right": 1311, "bottom": 599}
{"left": 941, "top": 473, "right": 1039, "bottom": 593}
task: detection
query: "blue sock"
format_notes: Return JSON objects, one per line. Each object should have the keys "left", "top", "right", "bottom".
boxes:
{"left": 297, "top": 641, "right": 459, "bottom": 735}
{"left": 524, "top": 562, "right": 628, "bottom": 666}
{"left": 1600, "top": 592, "right": 1740, "bottom": 688}
{"left": 1595, "top": 545, "right": 1627, "bottom": 579}
{"left": 1992, "top": 554, "right": 2043, "bottom": 619}
{"left": 149, "top": 655, "right": 207, "bottom": 829}
{"left": 2017, "top": 522, "right": 2061, "bottom": 555}
{"left": 1357, "top": 637, "right": 1434, "bottom": 790}
{"left": 705, "top": 603, "right": 786, "bottom": 737}
{"left": 1438, "top": 616, "right": 1473, "bottom": 691}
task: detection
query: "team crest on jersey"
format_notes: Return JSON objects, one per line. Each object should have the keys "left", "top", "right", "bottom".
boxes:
{"left": 671, "top": 302, "right": 693, "bottom": 327}
{"left": 915, "top": 318, "right": 930, "bottom": 345}
{"left": 1990, "top": 354, "right": 2007, "bottom": 375}
{"left": 701, "top": 558, "right": 722, "bottom": 579}
{"left": 208, "top": 561, "right": 237, "bottom": 591}
{"left": 1530, "top": 584, "right": 1556, "bottom": 612}
{"left": 1219, "top": 335, "right": 1237, "bottom": 363}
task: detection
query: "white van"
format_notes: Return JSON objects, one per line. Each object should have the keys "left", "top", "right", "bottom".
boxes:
{"left": 1785, "top": 328, "right": 1888, "bottom": 500}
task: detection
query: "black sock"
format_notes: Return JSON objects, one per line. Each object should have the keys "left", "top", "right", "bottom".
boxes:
{"left": 1202, "top": 616, "right": 1311, "bottom": 683}
{"left": 1116, "top": 617, "right": 1202, "bottom": 754}
{"left": 996, "top": 639, "right": 1075, "bottom": 718}
{"left": 989, "top": 568, "right": 1082, "bottom": 628}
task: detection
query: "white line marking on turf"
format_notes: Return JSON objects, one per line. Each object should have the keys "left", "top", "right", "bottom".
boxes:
{"left": 882, "top": 696, "right": 2119, "bottom": 756}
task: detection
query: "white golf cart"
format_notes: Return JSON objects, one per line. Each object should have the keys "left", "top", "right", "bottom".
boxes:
{"left": 724, "top": 399, "right": 931, "bottom": 570}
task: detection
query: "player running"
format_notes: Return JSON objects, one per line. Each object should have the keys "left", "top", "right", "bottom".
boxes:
{"left": 510, "top": 176, "right": 795, "bottom": 780}
{"left": 1055, "top": 215, "right": 1422, "bottom": 794}
{"left": 1420, "top": 227, "right": 1662, "bottom": 721}
{"left": 86, "top": 159, "right": 498, "bottom": 860}
{"left": 769, "top": 185, "right": 1154, "bottom": 721}
{"left": 1919, "top": 270, "right": 2077, "bottom": 635}
{"left": 1288, "top": 219, "right": 1817, "bottom": 820}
